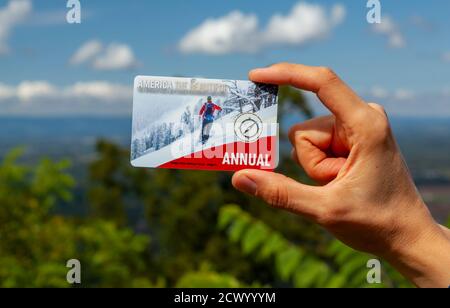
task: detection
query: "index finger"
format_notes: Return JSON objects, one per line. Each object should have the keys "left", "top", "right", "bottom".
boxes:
{"left": 249, "top": 63, "right": 368, "bottom": 123}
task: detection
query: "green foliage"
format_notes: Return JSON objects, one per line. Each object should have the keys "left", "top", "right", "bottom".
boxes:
{"left": 0, "top": 148, "right": 75, "bottom": 260}
{"left": 87, "top": 141, "right": 320, "bottom": 286}
{"left": 75, "top": 221, "right": 152, "bottom": 287}
{"left": 218, "top": 205, "right": 412, "bottom": 288}
{"left": 276, "top": 247, "right": 304, "bottom": 281}
{"left": 177, "top": 269, "right": 242, "bottom": 288}
{"left": 88, "top": 141, "right": 131, "bottom": 226}
{"left": 219, "top": 205, "right": 324, "bottom": 287}
{"left": 241, "top": 222, "right": 269, "bottom": 255}
{"left": 0, "top": 150, "right": 154, "bottom": 287}
{"left": 278, "top": 86, "right": 313, "bottom": 120}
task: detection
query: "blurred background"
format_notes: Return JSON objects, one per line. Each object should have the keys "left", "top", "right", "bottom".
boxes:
{"left": 0, "top": 0, "right": 449, "bottom": 288}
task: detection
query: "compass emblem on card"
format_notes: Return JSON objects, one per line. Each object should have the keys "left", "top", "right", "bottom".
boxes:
{"left": 234, "top": 113, "right": 264, "bottom": 143}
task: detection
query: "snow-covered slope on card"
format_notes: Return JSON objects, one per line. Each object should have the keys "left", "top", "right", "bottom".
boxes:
{"left": 131, "top": 105, "right": 278, "bottom": 168}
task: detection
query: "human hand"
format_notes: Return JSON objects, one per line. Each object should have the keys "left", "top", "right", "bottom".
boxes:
{"left": 232, "top": 63, "right": 450, "bottom": 288}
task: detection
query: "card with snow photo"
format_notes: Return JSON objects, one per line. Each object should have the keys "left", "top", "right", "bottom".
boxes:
{"left": 131, "top": 76, "right": 279, "bottom": 171}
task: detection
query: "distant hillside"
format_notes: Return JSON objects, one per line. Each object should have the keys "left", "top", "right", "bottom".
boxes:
{"left": 0, "top": 116, "right": 448, "bottom": 222}
{"left": 0, "top": 116, "right": 450, "bottom": 181}
{"left": 391, "top": 117, "right": 450, "bottom": 183}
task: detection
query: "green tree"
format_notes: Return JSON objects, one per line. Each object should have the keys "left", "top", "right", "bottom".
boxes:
{"left": 217, "top": 205, "right": 412, "bottom": 288}
{"left": 0, "top": 149, "right": 154, "bottom": 287}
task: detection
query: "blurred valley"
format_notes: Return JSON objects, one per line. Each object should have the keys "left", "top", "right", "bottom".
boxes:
{"left": 0, "top": 116, "right": 449, "bottom": 223}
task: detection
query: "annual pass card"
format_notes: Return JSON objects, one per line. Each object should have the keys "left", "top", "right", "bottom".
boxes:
{"left": 131, "top": 76, "right": 279, "bottom": 171}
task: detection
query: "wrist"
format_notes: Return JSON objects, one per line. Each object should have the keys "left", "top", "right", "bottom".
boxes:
{"left": 383, "top": 219, "right": 450, "bottom": 288}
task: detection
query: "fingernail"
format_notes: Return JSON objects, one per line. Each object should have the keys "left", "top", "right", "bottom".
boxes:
{"left": 237, "top": 175, "right": 257, "bottom": 195}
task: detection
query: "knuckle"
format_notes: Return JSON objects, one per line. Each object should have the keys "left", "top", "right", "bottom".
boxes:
{"left": 294, "top": 130, "right": 308, "bottom": 143}
{"left": 368, "top": 102, "right": 386, "bottom": 114}
{"left": 352, "top": 104, "right": 391, "bottom": 142}
{"left": 260, "top": 184, "right": 290, "bottom": 209}
{"left": 318, "top": 66, "right": 338, "bottom": 83}
{"left": 289, "top": 127, "right": 309, "bottom": 146}
{"left": 370, "top": 114, "right": 391, "bottom": 141}
{"left": 352, "top": 107, "right": 372, "bottom": 124}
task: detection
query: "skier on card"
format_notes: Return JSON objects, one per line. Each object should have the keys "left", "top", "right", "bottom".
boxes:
{"left": 199, "top": 96, "right": 222, "bottom": 144}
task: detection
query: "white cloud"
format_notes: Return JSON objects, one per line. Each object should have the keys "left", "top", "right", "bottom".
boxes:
{"left": 70, "top": 41, "right": 138, "bottom": 70}
{"left": 331, "top": 4, "right": 346, "bottom": 25}
{"left": 179, "top": 11, "right": 260, "bottom": 55}
{"left": 333, "top": 86, "right": 450, "bottom": 117}
{"left": 369, "top": 86, "right": 389, "bottom": 99}
{"left": 63, "top": 81, "right": 131, "bottom": 101}
{"left": 0, "top": 84, "right": 15, "bottom": 100}
{"left": 388, "top": 32, "right": 406, "bottom": 49}
{"left": 393, "top": 89, "right": 415, "bottom": 101}
{"left": 16, "top": 81, "right": 57, "bottom": 102}
{"left": 0, "top": 81, "right": 132, "bottom": 104}
{"left": 0, "top": 80, "right": 133, "bottom": 115}
{"left": 0, "top": 0, "right": 32, "bottom": 55}
{"left": 372, "top": 15, "right": 406, "bottom": 48}
{"left": 382, "top": 91, "right": 450, "bottom": 117}
{"left": 179, "top": 2, "right": 346, "bottom": 55}
{"left": 70, "top": 40, "right": 103, "bottom": 65}
{"left": 365, "top": 87, "right": 415, "bottom": 102}
{"left": 92, "top": 43, "right": 137, "bottom": 70}
{"left": 263, "top": 3, "right": 345, "bottom": 46}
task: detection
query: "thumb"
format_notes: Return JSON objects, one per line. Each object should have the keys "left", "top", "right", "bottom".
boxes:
{"left": 232, "top": 170, "right": 323, "bottom": 219}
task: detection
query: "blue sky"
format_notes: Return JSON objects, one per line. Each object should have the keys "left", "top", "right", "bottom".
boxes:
{"left": 0, "top": 0, "right": 449, "bottom": 116}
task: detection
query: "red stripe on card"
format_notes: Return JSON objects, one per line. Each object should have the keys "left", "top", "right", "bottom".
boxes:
{"left": 158, "top": 136, "right": 278, "bottom": 171}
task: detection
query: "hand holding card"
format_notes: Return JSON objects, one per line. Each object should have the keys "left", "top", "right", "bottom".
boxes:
{"left": 131, "top": 76, "right": 279, "bottom": 171}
